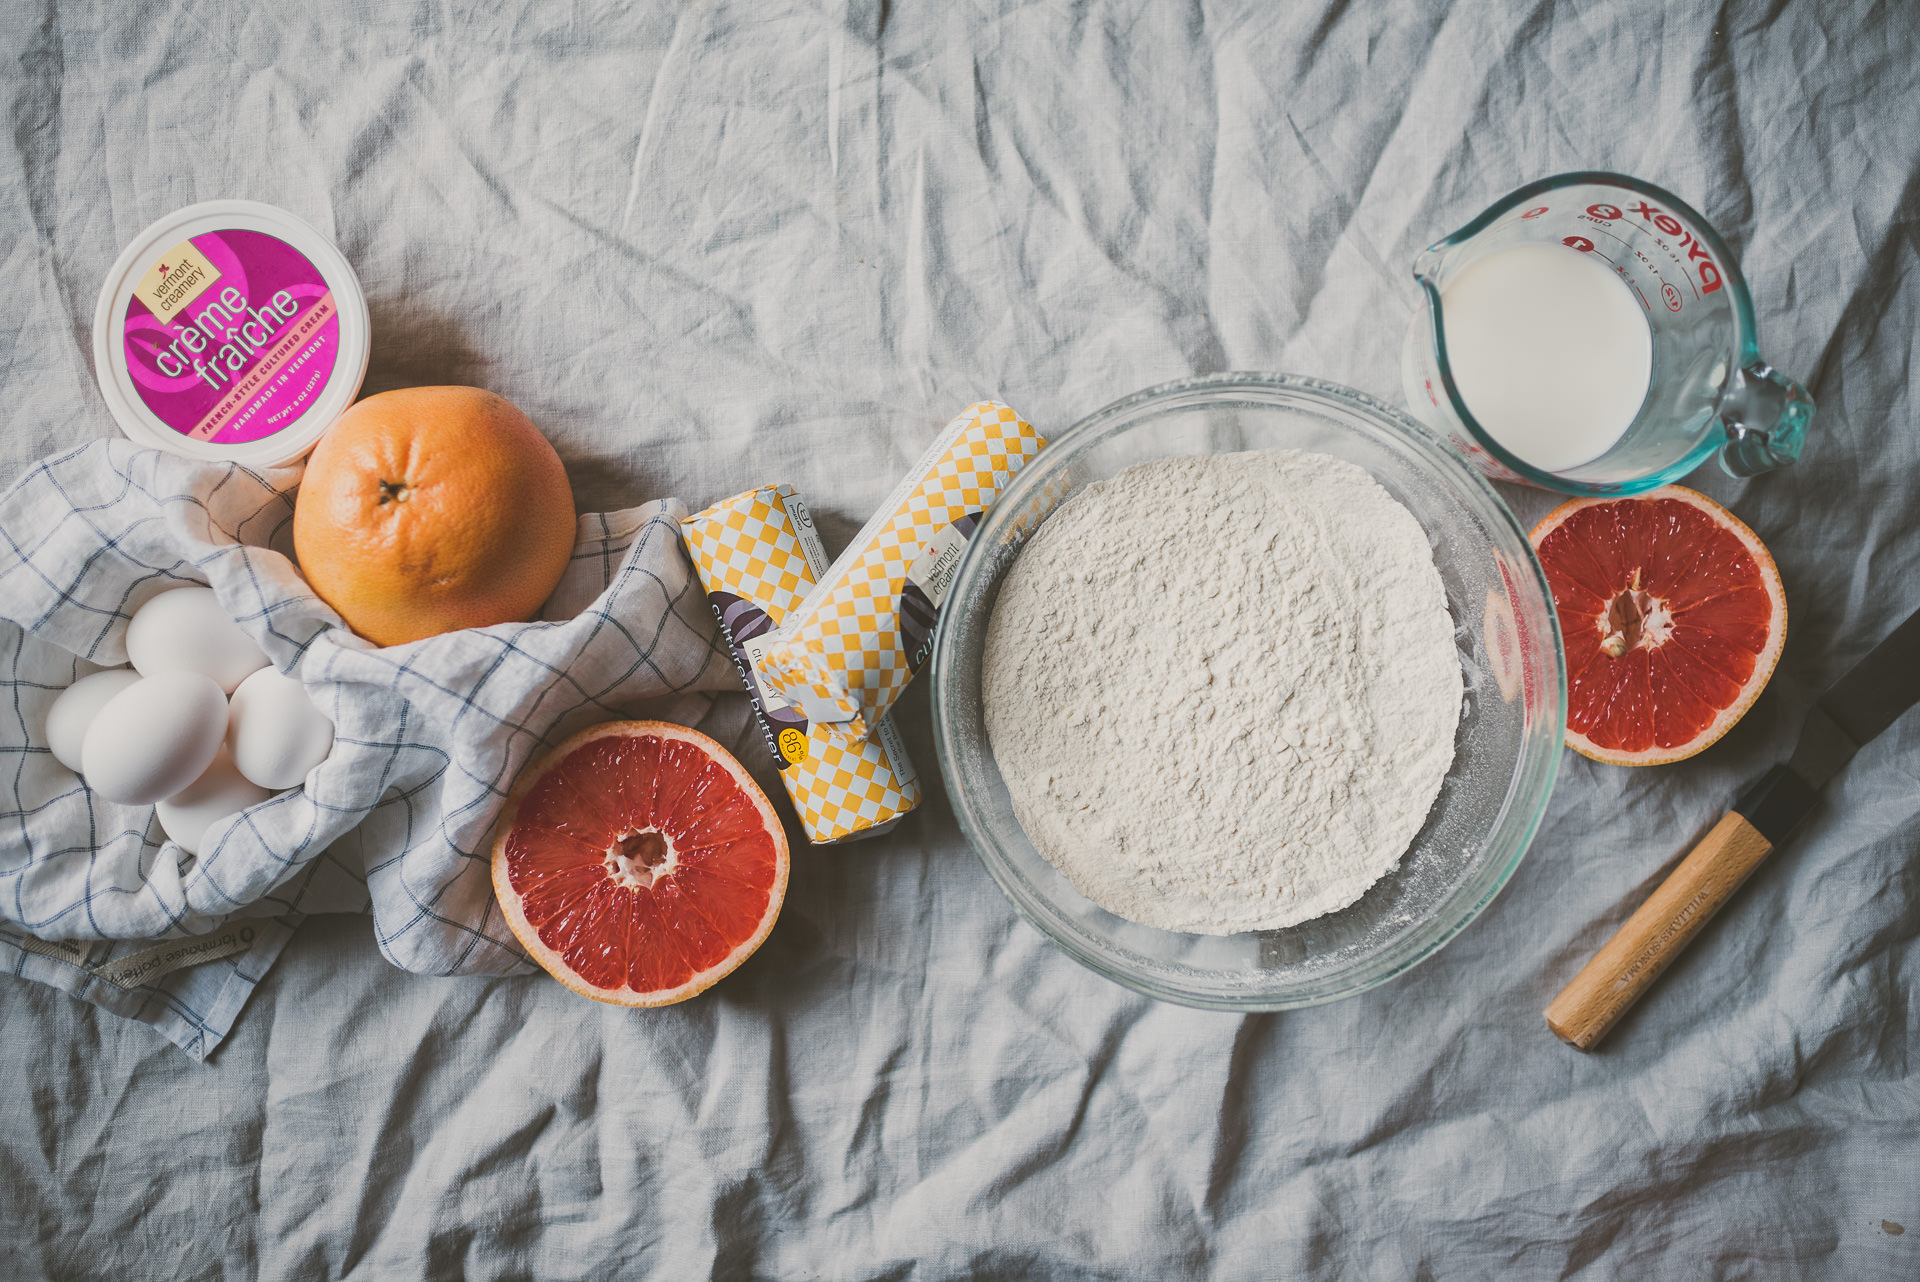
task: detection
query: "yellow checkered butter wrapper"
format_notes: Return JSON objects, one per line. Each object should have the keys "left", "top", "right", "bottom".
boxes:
{"left": 682, "top": 484, "right": 923, "bottom": 845}
{"left": 756, "top": 401, "right": 1046, "bottom": 745}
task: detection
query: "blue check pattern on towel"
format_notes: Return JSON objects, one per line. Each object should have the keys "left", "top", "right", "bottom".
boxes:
{"left": 0, "top": 441, "right": 736, "bottom": 1058}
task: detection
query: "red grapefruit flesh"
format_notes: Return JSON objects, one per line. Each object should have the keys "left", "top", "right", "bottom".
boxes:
{"left": 1530, "top": 486, "right": 1786, "bottom": 766}
{"left": 491, "top": 721, "right": 790, "bottom": 1006}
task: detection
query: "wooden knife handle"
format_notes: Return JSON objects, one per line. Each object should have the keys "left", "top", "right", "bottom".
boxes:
{"left": 1545, "top": 810, "right": 1775, "bottom": 1051}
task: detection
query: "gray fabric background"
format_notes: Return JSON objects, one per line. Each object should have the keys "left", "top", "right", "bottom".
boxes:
{"left": 2, "top": 0, "right": 1916, "bottom": 1277}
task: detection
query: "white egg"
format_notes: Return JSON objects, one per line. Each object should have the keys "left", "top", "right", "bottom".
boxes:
{"left": 226, "top": 667, "right": 335, "bottom": 790}
{"left": 155, "top": 749, "right": 273, "bottom": 856}
{"left": 43, "top": 668, "right": 141, "bottom": 772}
{"left": 126, "top": 586, "right": 269, "bottom": 694}
{"left": 80, "top": 672, "right": 229, "bottom": 806}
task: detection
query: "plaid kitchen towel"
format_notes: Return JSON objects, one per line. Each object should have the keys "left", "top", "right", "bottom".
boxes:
{"left": 0, "top": 440, "right": 738, "bottom": 1058}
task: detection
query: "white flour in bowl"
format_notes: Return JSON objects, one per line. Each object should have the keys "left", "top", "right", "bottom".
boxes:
{"left": 981, "top": 449, "right": 1460, "bottom": 934}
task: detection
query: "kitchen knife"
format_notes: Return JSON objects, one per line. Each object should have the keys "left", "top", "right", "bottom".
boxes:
{"left": 1545, "top": 603, "right": 1920, "bottom": 1051}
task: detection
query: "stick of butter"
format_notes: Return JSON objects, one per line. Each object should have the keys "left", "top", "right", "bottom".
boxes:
{"left": 682, "top": 484, "right": 922, "bottom": 845}
{"left": 756, "top": 401, "right": 1046, "bottom": 745}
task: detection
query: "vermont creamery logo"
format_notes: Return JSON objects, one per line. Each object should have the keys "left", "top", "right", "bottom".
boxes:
{"left": 133, "top": 238, "right": 220, "bottom": 323}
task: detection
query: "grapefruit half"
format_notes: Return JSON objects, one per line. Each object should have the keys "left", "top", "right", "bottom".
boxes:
{"left": 1529, "top": 486, "right": 1786, "bottom": 766}
{"left": 491, "top": 721, "right": 790, "bottom": 1005}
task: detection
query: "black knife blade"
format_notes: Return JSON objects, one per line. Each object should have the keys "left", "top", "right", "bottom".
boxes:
{"left": 1734, "top": 603, "right": 1920, "bottom": 844}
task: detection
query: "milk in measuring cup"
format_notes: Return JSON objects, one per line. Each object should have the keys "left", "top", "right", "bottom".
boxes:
{"left": 1440, "top": 243, "right": 1652, "bottom": 473}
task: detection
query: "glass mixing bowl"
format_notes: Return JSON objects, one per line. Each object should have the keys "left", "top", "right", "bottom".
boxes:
{"left": 929, "top": 373, "right": 1566, "bottom": 1009}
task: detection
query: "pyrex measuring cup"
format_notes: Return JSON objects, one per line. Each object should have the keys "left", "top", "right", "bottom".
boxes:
{"left": 1402, "top": 172, "right": 1814, "bottom": 494}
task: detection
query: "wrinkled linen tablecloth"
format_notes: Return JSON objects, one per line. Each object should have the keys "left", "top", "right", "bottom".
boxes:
{"left": 1, "top": 1, "right": 1915, "bottom": 1277}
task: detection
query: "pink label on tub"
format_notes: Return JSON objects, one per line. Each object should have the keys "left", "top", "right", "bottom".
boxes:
{"left": 120, "top": 229, "right": 341, "bottom": 446}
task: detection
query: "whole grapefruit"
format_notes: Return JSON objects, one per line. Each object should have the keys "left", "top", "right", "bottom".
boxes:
{"left": 294, "top": 387, "right": 576, "bottom": 646}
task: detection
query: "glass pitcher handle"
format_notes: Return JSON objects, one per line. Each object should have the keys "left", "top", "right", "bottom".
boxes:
{"left": 1718, "top": 362, "right": 1816, "bottom": 477}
